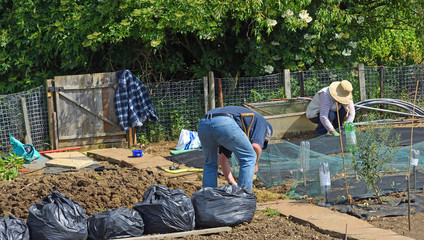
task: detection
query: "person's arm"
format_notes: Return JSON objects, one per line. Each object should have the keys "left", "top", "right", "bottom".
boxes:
{"left": 251, "top": 143, "right": 262, "bottom": 172}
{"left": 218, "top": 153, "right": 237, "bottom": 185}
{"left": 345, "top": 100, "right": 355, "bottom": 123}
{"left": 318, "top": 92, "right": 336, "bottom": 132}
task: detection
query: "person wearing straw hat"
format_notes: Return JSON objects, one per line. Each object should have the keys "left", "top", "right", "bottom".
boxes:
{"left": 306, "top": 80, "right": 355, "bottom": 136}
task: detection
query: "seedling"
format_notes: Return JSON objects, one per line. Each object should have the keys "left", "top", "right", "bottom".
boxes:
{"left": 351, "top": 121, "right": 400, "bottom": 204}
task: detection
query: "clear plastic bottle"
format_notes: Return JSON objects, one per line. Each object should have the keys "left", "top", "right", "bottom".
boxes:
{"left": 344, "top": 122, "right": 357, "bottom": 153}
{"left": 411, "top": 149, "right": 420, "bottom": 166}
{"left": 299, "top": 141, "right": 310, "bottom": 186}
{"left": 319, "top": 162, "right": 331, "bottom": 195}
{"left": 299, "top": 141, "right": 310, "bottom": 173}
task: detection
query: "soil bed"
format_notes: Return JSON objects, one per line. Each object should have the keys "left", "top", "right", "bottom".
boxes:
{"left": 0, "top": 140, "right": 422, "bottom": 239}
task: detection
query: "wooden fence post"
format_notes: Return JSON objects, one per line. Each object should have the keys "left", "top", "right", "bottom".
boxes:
{"left": 380, "top": 65, "right": 384, "bottom": 98}
{"left": 208, "top": 71, "right": 215, "bottom": 110}
{"left": 217, "top": 78, "right": 224, "bottom": 107}
{"left": 203, "top": 76, "right": 209, "bottom": 113}
{"left": 298, "top": 71, "right": 304, "bottom": 97}
{"left": 358, "top": 64, "right": 366, "bottom": 101}
{"left": 21, "top": 97, "right": 32, "bottom": 145}
{"left": 284, "top": 69, "right": 291, "bottom": 99}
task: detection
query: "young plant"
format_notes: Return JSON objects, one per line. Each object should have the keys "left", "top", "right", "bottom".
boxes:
{"left": 0, "top": 153, "right": 25, "bottom": 181}
{"left": 351, "top": 121, "right": 400, "bottom": 204}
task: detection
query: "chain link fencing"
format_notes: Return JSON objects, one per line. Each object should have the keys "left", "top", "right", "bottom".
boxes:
{"left": 1, "top": 65, "right": 424, "bottom": 154}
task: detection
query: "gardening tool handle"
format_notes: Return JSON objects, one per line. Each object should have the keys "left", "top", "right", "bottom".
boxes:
{"left": 240, "top": 113, "right": 255, "bottom": 138}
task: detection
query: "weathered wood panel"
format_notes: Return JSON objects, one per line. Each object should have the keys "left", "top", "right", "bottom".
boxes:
{"left": 49, "top": 72, "right": 126, "bottom": 149}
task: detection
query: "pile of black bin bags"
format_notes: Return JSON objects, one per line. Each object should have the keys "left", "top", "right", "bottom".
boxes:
{"left": 0, "top": 184, "right": 256, "bottom": 240}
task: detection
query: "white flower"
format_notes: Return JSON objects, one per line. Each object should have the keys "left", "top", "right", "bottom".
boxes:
{"left": 299, "top": 10, "right": 310, "bottom": 20}
{"left": 271, "top": 41, "right": 280, "bottom": 46}
{"left": 272, "top": 55, "right": 281, "bottom": 61}
{"left": 200, "top": 33, "right": 212, "bottom": 40}
{"left": 357, "top": 16, "right": 364, "bottom": 24}
{"left": 305, "top": 16, "right": 312, "bottom": 23}
{"left": 304, "top": 34, "right": 316, "bottom": 40}
{"left": 282, "top": 9, "right": 293, "bottom": 18}
{"left": 342, "top": 49, "right": 352, "bottom": 56}
{"left": 335, "top": 33, "right": 343, "bottom": 39}
{"left": 319, "top": 57, "right": 324, "bottom": 63}
{"left": 150, "top": 39, "right": 161, "bottom": 48}
{"left": 349, "top": 41, "right": 358, "bottom": 48}
{"left": 264, "top": 65, "right": 274, "bottom": 74}
{"left": 266, "top": 19, "right": 277, "bottom": 27}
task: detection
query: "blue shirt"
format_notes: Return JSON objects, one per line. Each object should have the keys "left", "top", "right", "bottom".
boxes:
{"left": 206, "top": 106, "right": 272, "bottom": 156}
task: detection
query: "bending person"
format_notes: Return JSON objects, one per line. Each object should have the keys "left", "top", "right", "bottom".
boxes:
{"left": 306, "top": 80, "right": 355, "bottom": 136}
{"left": 197, "top": 106, "right": 272, "bottom": 190}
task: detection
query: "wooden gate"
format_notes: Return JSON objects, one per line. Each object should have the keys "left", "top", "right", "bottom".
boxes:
{"left": 47, "top": 72, "right": 128, "bottom": 149}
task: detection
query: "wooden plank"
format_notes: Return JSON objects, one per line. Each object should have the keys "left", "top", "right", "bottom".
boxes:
{"left": 96, "top": 72, "right": 119, "bottom": 133}
{"left": 63, "top": 84, "right": 117, "bottom": 90}
{"left": 111, "top": 227, "right": 232, "bottom": 240}
{"left": 55, "top": 74, "right": 96, "bottom": 140}
{"left": 58, "top": 92, "right": 119, "bottom": 127}
{"left": 45, "top": 158, "right": 95, "bottom": 169}
{"left": 58, "top": 131, "right": 126, "bottom": 141}
{"left": 58, "top": 137, "right": 127, "bottom": 149}
{"left": 93, "top": 73, "right": 104, "bottom": 136}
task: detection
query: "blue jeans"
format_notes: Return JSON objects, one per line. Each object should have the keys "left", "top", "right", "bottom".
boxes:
{"left": 309, "top": 107, "right": 347, "bottom": 135}
{"left": 197, "top": 116, "right": 256, "bottom": 189}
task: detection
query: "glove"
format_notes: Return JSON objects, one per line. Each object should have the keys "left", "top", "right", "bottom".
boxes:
{"left": 330, "top": 130, "right": 340, "bottom": 136}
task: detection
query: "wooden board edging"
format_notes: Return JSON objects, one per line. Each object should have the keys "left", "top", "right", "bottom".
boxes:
{"left": 115, "top": 226, "right": 232, "bottom": 240}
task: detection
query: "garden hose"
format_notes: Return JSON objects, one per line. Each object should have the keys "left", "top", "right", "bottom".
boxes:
{"left": 156, "top": 166, "right": 203, "bottom": 174}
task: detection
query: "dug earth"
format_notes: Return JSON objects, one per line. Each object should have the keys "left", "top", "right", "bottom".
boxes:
{"left": 0, "top": 140, "right": 422, "bottom": 239}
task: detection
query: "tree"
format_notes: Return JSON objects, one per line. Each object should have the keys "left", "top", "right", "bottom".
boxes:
{"left": 0, "top": 0, "right": 423, "bottom": 94}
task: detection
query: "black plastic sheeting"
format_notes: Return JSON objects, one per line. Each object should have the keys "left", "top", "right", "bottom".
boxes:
{"left": 166, "top": 127, "right": 424, "bottom": 168}
{"left": 0, "top": 215, "right": 29, "bottom": 240}
{"left": 295, "top": 173, "right": 424, "bottom": 220}
{"left": 292, "top": 127, "right": 424, "bottom": 155}
{"left": 322, "top": 194, "right": 424, "bottom": 220}
{"left": 165, "top": 150, "right": 204, "bottom": 168}
{"left": 192, "top": 185, "right": 257, "bottom": 228}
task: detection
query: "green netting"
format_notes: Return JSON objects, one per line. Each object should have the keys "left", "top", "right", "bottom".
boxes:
{"left": 230, "top": 132, "right": 424, "bottom": 198}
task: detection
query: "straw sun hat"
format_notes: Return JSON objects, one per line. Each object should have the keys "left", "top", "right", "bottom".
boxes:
{"left": 329, "top": 80, "right": 353, "bottom": 104}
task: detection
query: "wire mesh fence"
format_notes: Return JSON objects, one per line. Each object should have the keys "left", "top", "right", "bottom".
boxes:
{"left": 0, "top": 86, "right": 50, "bottom": 155}
{"left": 1, "top": 64, "right": 424, "bottom": 154}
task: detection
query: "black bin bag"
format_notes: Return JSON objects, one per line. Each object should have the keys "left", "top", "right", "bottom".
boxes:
{"left": 88, "top": 207, "right": 144, "bottom": 240}
{"left": 26, "top": 190, "right": 88, "bottom": 240}
{"left": 192, "top": 184, "right": 257, "bottom": 228}
{"left": 0, "top": 215, "right": 29, "bottom": 240}
{"left": 133, "top": 185, "right": 195, "bottom": 234}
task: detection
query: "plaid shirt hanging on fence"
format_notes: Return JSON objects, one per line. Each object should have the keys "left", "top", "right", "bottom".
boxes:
{"left": 115, "top": 70, "right": 158, "bottom": 131}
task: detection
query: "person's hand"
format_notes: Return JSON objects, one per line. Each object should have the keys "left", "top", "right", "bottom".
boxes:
{"left": 330, "top": 130, "right": 340, "bottom": 136}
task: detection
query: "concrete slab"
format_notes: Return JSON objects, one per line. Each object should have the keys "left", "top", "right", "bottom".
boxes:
{"left": 260, "top": 200, "right": 413, "bottom": 240}
{"left": 43, "top": 151, "right": 87, "bottom": 159}
{"left": 45, "top": 158, "right": 96, "bottom": 169}
{"left": 86, "top": 148, "right": 195, "bottom": 173}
